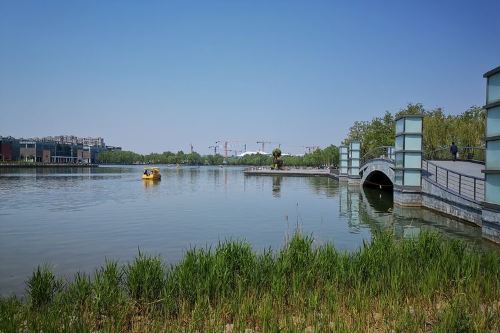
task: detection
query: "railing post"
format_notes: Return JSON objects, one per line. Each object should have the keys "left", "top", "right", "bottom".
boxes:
{"left": 474, "top": 178, "right": 476, "bottom": 200}
{"left": 459, "top": 174, "right": 461, "bottom": 194}
{"left": 446, "top": 170, "right": 449, "bottom": 188}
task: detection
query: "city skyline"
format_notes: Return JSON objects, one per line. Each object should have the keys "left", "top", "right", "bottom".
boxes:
{"left": 1, "top": 1, "right": 499, "bottom": 154}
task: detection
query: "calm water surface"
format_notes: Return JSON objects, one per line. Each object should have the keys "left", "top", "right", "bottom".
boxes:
{"left": 0, "top": 165, "right": 496, "bottom": 296}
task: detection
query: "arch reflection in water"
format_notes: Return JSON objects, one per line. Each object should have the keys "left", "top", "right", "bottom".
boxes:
{"left": 358, "top": 185, "right": 485, "bottom": 245}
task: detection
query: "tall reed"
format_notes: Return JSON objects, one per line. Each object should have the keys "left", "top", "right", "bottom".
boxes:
{"left": 1, "top": 231, "right": 498, "bottom": 332}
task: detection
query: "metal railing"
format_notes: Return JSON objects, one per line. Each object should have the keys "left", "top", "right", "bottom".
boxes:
{"left": 424, "top": 146, "right": 485, "bottom": 163}
{"left": 361, "top": 146, "right": 395, "bottom": 166}
{"left": 422, "top": 160, "right": 484, "bottom": 203}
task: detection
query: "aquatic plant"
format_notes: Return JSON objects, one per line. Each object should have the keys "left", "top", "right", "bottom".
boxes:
{"left": 125, "top": 251, "right": 165, "bottom": 304}
{"left": 25, "top": 265, "right": 62, "bottom": 309}
{"left": 0, "top": 231, "right": 498, "bottom": 332}
{"left": 91, "top": 260, "right": 123, "bottom": 318}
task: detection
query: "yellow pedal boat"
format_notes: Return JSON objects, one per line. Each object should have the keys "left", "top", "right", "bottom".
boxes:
{"left": 142, "top": 167, "right": 161, "bottom": 180}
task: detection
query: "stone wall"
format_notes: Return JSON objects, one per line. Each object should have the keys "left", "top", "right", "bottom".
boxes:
{"left": 482, "top": 208, "right": 500, "bottom": 243}
{"left": 394, "top": 189, "right": 422, "bottom": 207}
{"left": 421, "top": 177, "right": 482, "bottom": 226}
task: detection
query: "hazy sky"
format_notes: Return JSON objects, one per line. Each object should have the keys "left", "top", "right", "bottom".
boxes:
{"left": 1, "top": 1, "right": 499, "bottom": 154}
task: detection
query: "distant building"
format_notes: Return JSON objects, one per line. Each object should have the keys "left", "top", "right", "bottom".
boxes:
{"left": 1, "top": 135, "right": 113, "bottom": 164}
{"left": 0, "top": 137, "right": 20, "bottom": 161}
{"left": 35, "top": 135, "right": 106, "bottom": 148}
{"left": 105, "top": 145, "right": 122, "bottom": 151}
{"left": 81, "top": 137, "right": 105, "bottom": 147}
{"left": 18, "top": 141, "right": 36, "bottom": 162}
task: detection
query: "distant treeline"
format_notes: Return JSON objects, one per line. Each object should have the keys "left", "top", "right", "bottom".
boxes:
{"left": 97, "top": 145, "right": 340, "bottom": 167}
{"left": 342, "top": 103, "right": 485, "bottom": 157}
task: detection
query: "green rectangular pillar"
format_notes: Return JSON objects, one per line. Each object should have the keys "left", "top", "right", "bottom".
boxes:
{"left": 339, "top": 145, "right": 349, "bottom": 180}
{"left": 482, "top": 65, "right": 500, "bottom": 243}
{"left": 348, "top": 141, "right": 361, "bottom": 185}
{"left": 394, "top": 115, "right": 423, "bottom": 206}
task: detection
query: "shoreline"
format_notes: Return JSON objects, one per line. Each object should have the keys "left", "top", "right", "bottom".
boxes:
{"left": 1, "top": 231, "right": 498, "bottom": 331}
{"left": 0, "top": 163, "right": 99, "bottom": 168}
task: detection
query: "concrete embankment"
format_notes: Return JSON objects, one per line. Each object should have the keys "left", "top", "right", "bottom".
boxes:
{"left": 0, "top": 163, "right": 98, "bottom": 168}
{"left": 244, "top": 167, "right": 338, "bottom": 179}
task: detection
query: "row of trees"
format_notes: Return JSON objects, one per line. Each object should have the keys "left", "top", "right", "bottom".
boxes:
{"left": 342, "top": 103, "right": 486, "bottom": 157}
{"left": 98, "top": 150, "right": 204, "bottom": 165}
{"left": 97, "top": 145, "right": 340, "bottom": 167}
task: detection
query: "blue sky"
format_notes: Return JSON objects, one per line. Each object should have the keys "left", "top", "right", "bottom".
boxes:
{"left": 1, "top": 0, "right": 499, "bottom": 154}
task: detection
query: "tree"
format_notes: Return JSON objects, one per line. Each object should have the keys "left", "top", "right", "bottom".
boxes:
{"left": 343, "top": 103, "right": 486, "bottom": 159}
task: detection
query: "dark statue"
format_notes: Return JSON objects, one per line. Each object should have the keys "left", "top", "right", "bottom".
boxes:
{"left": 271, "top": 148, "right": 284, "bottom": 170}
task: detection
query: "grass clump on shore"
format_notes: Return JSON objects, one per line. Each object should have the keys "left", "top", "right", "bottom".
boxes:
{"left": 1, "top": 231, "right": 499, "bottom": 332}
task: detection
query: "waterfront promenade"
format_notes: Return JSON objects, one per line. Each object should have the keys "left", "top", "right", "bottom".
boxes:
{"left": 427, "top": 160, "right": 484, "bottom": 178}
{"left": 244, "top": 167, "right": 337, "bottom": 178}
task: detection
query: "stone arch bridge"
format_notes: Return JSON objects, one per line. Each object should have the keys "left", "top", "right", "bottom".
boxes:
{"left": 358, "top": 148, "right": 485, "bottom": 229}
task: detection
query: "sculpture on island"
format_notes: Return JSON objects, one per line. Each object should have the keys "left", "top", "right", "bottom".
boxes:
{"left": 271, "top": 148, "right": 284, "bottom": 170}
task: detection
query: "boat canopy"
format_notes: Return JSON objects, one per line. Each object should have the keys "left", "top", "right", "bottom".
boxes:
{"left": 144, "top": 167, "right": 160, "bottom": 171}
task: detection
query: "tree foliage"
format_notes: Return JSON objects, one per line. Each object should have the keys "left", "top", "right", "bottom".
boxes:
{"left": 97, "top": 150, "right": 203, "bottom": 165}
{"left": 97, "top": 146, "right": 340, "bottom": 167}
{"left": 343, "top": 103, "right": 485, "bottom": 157}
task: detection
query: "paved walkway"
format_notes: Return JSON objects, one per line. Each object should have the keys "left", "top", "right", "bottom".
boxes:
{"left": 423, "top": 160, "right": 485, "bottom": 202}
{"left": 427, "top": 160, "right": 484, "bottom": 179}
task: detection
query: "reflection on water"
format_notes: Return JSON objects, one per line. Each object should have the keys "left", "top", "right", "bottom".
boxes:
{"left": 143, "top": 179, "right": 161, "bottom": 189}
{"left": 0, "top": 166, "right": 496, "bottom": 296}
{"left": 339, "top": 185, "right": 362, "bottom": 231}
{"left": 272, "top": 176, "right": 282, "bottom": 198}
{"left": 362, "top": 187, "right": 393, "bottom": 213}
{"left": 358, "top": 186, "right": 485, "bottom": 244}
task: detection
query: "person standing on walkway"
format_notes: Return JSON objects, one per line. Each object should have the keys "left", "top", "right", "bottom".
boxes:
{"left": 450, "top": 142, "right": 458, "bottom": 161}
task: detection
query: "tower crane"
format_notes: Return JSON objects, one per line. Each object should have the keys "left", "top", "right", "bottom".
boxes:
{"left": 256, "top": 140, "right": 272, "bottom": 153}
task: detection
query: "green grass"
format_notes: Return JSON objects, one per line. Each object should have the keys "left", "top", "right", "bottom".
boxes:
{"left": 1, "top": 231, "right": 499, "bottom": 332}
{"left": 25, "top": 264, "right": 62, "bottom": 309}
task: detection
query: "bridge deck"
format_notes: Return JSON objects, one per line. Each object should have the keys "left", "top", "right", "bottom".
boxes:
{"left": 427, "top": 160, "right": 484, "bottom": 179}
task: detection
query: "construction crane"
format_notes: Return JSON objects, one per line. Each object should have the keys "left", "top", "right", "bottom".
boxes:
{"left": 213, "top": 140, "right": 242, "bottom": 157}
{"left": 305, "top": 146, "right": 320, "bottom": 154}
{"left": 256, "top": 140, "right": 272, "bottom": 153}
{"left": 208, "top": 141, "right": 220, "bottom": 155}
{"left": 223, "top": 141, "right": 235, "bottom": 159}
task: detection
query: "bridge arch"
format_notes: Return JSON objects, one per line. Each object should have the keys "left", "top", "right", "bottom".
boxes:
{"left": 360, "top": 159, "right": 394, "bottom": 190}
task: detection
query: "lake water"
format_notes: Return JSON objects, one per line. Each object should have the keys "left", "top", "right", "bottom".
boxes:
{"left": 0, "top": 165, "right": 496, "bottom": 296}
